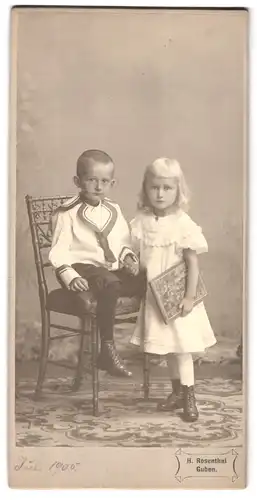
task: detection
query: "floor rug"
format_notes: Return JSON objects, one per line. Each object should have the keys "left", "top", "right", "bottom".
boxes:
{"left": 16, "top": 376, "right": 243, "bottom": 448}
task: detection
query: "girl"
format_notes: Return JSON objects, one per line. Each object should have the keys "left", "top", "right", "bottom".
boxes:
{"left": 130, "top": 158, "right": 216, "bottom": 422}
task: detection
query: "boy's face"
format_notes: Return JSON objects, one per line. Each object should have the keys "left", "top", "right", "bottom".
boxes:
{"left": 74, "top": 161, "right": 115, "bottom": 205}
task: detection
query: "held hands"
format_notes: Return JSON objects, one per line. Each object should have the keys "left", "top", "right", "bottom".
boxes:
{"left": 69, "top": 277, "right": 89, "bottom": 292}
{"left": 179, "top": 296, "right": 194, "bottom": 317}
{"left": 123, "top": 254, "right": 140, "bottom": 276}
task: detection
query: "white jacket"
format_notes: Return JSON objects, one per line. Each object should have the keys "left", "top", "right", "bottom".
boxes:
{"left": 49, "top": 196, "right": 136, "bottom": 288}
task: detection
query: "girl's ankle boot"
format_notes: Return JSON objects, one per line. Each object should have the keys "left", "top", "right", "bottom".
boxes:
{"left": 182, "top": 385, "right": 199, "bottom": 422}
{"left": 157, "top": 379, "right": 183, "bottom": 411}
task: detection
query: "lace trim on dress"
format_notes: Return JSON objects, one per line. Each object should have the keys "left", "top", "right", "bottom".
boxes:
{"left": 130, "top": 212, "right": 208, "bottom": 252}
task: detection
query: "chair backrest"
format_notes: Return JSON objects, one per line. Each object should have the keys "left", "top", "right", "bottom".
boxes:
{"left": 25, "top": 195, "right": 73, "bottom": 306}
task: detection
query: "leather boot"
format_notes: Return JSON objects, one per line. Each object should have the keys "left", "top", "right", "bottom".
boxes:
{"left": 182, "top": 385, "right": 199, "bottom": 422}
{"left": 97, "top": 340, "right": 132, "bottom": 377}
{"left": 157, "top": 379, "right": 183, "bottom": 411}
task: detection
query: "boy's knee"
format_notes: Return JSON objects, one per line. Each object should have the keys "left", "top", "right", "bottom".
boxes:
{"left": 92, "top": 271, "right": 121, "bottom": 296}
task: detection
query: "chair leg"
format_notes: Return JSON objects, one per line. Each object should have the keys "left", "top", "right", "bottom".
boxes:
{"left": 91, "top": 316, "right": 99, "bottom": 416}
{"left": 34, "top": 310, "right": 50, "bottom": 400}
{"left": 143, "top": 353, "right": 150, "bottom": 400}
{"left": 72, "top": 318, "right": 87, "bottom": 392}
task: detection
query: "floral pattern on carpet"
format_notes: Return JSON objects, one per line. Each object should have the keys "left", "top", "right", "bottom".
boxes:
{"left": 16, "top": 376, "right": 243, "bottom": 448}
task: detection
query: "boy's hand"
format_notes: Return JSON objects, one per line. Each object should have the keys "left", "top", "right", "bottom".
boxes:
{"left": 69, "top": 277, "right": 89, "bottom": 292}
{"left": 179, "top": 297, "right": 194, "bottom": 317}
{"left": 123, "top": 254, "right": 140, "bottom": 276}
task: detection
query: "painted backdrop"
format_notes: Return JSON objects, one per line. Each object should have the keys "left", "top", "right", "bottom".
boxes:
{"left": 15, "top": 9, "right": 246, "bottom": 358}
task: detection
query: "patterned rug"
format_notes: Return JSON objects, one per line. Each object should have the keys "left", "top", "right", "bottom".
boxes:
{"left": 16, "top": 376, "right": 243, "bottom": 448}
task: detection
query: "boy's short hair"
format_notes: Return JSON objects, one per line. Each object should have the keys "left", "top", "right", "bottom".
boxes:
{"left": 76, "top": 149, "right": 114, "bottom": 176}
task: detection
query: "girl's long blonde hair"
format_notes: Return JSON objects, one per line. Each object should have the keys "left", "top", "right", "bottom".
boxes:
{"left": 138, "top": 157, "right": 190, "bottom": 212}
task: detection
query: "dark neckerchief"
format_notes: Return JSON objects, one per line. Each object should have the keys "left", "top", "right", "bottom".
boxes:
{"left": 53, "top": 193, "right": 117, "bottom": 264}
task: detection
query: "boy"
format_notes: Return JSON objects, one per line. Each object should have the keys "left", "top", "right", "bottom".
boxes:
{"left": 49, "top": 149, "right": 145, "bottom": 377}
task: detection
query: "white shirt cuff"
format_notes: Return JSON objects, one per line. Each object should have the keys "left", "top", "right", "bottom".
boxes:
{"left": 57, "top": 266, "right": 81, "bottom": 288}
{"left": 119, "top": 247, "right": 139, "bottom": 264}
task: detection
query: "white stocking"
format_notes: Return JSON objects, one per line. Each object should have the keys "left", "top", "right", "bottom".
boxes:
{"left": 176, "top": 353, "right": 195, "bottom": 387}
{"left": 166, "top": 353, "right": 180, "bottom": 380}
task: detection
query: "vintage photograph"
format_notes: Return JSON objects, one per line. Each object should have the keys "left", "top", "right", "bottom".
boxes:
{"left": 10, "top": 7, "right": 247, "bottom": 488}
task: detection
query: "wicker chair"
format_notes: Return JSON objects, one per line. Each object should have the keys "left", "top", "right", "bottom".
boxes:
{"left": 25, "top": 195, "right": 150, "bottom": 416}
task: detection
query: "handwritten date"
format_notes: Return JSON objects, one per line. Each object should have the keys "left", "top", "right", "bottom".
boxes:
{"left": 15, "top": 456, "right": 80, "bottom": 475}
{"left": 49, "top": 460, "right": 80, "bottom": 475}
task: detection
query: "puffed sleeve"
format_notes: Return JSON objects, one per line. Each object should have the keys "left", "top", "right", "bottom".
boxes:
{"left": 178, "top": 213, "right": 208, "bottom": 254}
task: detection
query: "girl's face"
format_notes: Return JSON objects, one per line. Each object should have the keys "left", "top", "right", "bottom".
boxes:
{"left": 145, "top": 175, "right": 178, "bottom": 212}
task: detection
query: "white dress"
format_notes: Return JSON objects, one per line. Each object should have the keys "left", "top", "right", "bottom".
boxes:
{"left": 130, "top": 210, "right": 216, "bottom": 354}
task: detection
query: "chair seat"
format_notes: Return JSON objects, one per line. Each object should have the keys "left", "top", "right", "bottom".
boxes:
{"left": 46, "top": 288, "right": 141, "bottom": 317}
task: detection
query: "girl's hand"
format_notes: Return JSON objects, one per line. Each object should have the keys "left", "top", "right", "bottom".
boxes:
{"left": 179, "top": 297, "right": 194, "bottom": 317}
{"left": 123, "top": 254, "right": 140, "bottom": 276}
{"left": 69, "top": 277, "right": 89, "bottom": 292}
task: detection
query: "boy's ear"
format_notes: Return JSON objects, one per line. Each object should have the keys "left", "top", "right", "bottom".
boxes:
{"left": 110, "top": 178, "right": 116, "bottom": 187}
{"left": 73, "top": 176, "right": 80, "bottom": 188}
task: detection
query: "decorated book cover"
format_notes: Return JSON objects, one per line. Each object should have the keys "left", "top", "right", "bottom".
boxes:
{"left": 149, "top": 260, "right": 207, "bottom": 324}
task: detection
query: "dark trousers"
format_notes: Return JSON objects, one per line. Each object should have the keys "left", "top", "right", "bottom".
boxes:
{"left": 72, "top": 264, "right": 146, "bottom": 341}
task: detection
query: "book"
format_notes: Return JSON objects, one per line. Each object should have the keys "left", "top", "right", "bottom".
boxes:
{"left": 149, "top": 260, "right": 207, "bottom": 324}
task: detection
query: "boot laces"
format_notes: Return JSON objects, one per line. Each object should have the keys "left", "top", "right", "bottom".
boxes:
{"left": 187, "top": 388, "right": 196, "bottom": 410}
{"left": 108, "top": 343, "right": 124, "bottom": 366}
